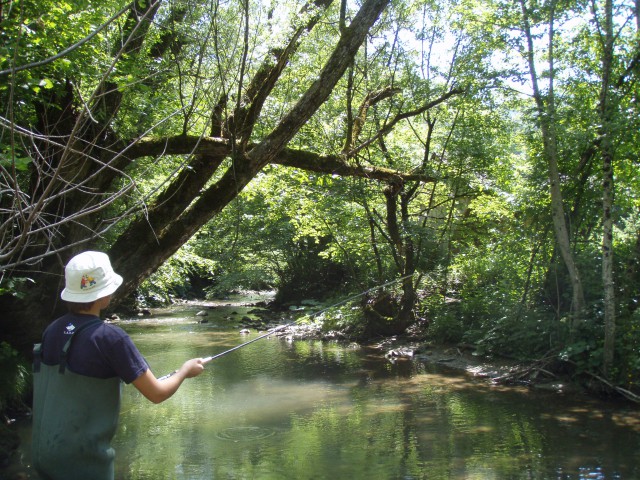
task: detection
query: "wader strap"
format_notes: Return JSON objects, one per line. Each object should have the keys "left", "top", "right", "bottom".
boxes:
{"left": 33, "top": 343, "right": 42, "bottom": 373}
{"left": 59, "top": 318, "right": 103, "bottom": 374}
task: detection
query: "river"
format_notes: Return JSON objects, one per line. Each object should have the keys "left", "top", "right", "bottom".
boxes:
{"left": 9, "top": 298, "right": 640, "bottom": 479}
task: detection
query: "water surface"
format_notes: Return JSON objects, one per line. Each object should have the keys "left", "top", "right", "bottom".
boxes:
{"left": 13, "top": 302, "right": 640, "bottom": 479}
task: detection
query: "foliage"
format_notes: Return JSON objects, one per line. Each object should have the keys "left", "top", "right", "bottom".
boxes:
{"left": 313, "top": 300, "right": 368, "bottom": 338}
{"left": 0, "top": 342, "right": 30, "bottom": 412}
{"left": 189, "top": 167, "right": 363, "bottom": 302}
{"left": 138, "top": 248, "right": 217, "bottom": 306}
{"left": 616, "top": 309, "right": 640, "bottom": 391}
{"left": 188, "top": 176, "right": 294, "bottom": 297}
{"left": 0, "top": 0, "right": 639, "bottom": 396}
{"left": 273, "top": 235, "right": 349, "bottom": 304}
{"left": 0, "top": 277, "right": 34, "bottom": 299}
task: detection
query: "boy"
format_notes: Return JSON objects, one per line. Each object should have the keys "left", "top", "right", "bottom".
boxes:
{"left": 32, "top": 251, "right": 205, "bottom": 479}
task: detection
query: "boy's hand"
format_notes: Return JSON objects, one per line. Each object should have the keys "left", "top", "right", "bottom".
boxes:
{"left": 181, "top": 358, "right": 205, "bottom": 378}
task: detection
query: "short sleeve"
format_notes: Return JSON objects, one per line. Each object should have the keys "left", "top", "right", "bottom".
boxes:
{"left": 100, "top": 325, "right": 149, "bottom": 384}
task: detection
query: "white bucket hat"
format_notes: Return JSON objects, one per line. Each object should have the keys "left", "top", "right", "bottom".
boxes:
{"left": 60, "top": 251, "right": 123, "bottom": 302}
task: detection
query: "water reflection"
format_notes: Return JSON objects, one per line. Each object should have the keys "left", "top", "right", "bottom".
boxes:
{"left": 11, "top": 305, "right": 640, "bottom": 479}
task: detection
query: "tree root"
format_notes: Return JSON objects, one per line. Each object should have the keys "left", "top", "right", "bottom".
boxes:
{"left": 575, "top": 367, "right": 640, "bottom": 404}
{"left": 492, "top": 349, "right": 560, "bottom": 385}
{"left": 492, "top": 350, "right": 640, "bottom": 404}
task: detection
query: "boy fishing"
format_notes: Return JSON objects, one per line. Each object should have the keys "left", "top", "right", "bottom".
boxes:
{"left": 31, "top": 251, "right": 205, "bottom": 479}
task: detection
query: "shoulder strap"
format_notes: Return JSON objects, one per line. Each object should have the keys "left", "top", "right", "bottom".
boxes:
{"left": 33, "top": 325, "right": 50, "bottom": 374}
{"left": 33, "top": 343, "right": 42, "bottom": 373}
{"left": 59, "top": 318, "right": 103, "bottom": 374}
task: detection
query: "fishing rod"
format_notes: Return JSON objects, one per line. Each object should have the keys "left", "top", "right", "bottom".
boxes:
{"left": 158, "top": 274, "right": 414, "bottom": 380}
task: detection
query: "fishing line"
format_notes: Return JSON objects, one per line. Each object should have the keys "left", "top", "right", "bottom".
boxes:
{"left": 158, "top": 273, "right": 414, "bottom": 380}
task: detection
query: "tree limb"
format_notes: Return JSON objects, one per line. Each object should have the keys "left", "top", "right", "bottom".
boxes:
{"left": 347, "top": 86, "right": 465, "bottom": 157}
{"left": 122, "top": 135, "right": 435, "bottom": 183}
{"left": 276, "top": 148, "right": 436, "bottom": 182}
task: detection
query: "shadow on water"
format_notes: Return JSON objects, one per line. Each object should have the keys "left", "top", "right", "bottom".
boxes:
{"left": 9, "top": 303, "right": 640, "bottom": 479}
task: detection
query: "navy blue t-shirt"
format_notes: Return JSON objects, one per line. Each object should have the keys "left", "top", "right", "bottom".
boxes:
{"left": 41, "top": 313, "right": 148, "bottom": 384}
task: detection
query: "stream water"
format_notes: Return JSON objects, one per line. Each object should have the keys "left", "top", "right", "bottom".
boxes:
{"left": 9, "top": 298, "right": 640, "bottom": 479}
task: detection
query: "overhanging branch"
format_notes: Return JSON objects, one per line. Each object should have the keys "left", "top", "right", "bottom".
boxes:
{"left": 123, "top": 135, "right": 436, "bottom": 184}
{"left": 274, "top": 148, "right": 436, "bottom": 183}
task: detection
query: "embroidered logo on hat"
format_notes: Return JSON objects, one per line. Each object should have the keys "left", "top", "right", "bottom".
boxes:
{"left": 80, "top": 275, "right": 96, "bottom": 290}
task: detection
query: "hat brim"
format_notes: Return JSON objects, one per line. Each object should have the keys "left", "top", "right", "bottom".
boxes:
{"left": 60, "top": 274, "right": 123, "bottom": 303}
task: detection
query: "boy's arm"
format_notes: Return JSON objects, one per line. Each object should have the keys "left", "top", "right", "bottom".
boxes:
{"left": 132, "top": 358, "right": 205, "bottom": 404}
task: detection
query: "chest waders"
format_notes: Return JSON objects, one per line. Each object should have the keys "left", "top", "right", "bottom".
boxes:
{"left": 32, "top": 319, "right": 122, "bottom": 480}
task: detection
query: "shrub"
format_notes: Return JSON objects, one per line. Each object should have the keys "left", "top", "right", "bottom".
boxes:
{"left": 0, "top": 342, "right": 30, "bottom": 413}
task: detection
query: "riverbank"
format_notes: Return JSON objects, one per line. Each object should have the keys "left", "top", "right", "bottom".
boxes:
{"left": 182, "top": 293, "right": 638, "bottom": 402}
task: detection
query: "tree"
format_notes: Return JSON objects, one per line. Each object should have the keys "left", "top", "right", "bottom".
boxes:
{"left": 3, "top": 0, "right": 443, "bottom": 347}
{"left": 591, "top": 0, "right": 640, "bottom": 376}
{"left": 597, "top": 0, "right": 617, "bottom": 375}
{"left": 517, "top": 0, "right": 585, "bottom": 326}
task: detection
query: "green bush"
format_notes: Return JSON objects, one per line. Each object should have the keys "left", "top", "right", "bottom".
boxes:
{"left": 425, "top": 306, "right": 466, "bottom": 344}
{"left": 139, "top": 249, "right": 217, "bottom": 305}
{"left": 613, "top": 309, "right": 640, "bottom": 390}
{"left": 423, "top": 291, "right": 564, "bottom": 359}
{"left": 0, "top": 342, "right": 30, "bottom": 412}
{"left": 315, "top": 301, "right": 367, "bottom": 338}
{"left": 274, "top": 236, "right": 348, "bottom": 305}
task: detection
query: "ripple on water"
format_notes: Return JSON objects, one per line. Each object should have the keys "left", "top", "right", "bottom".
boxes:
{"left": 215, "top": 426, "right": 276, "bottom": 441}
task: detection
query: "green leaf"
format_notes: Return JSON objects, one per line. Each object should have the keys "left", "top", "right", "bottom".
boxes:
{"left": 39, "top": 78, "right": 54, "bottom": 89}
{"left": 0, "top": 154, "right": 32, "bottom": 171}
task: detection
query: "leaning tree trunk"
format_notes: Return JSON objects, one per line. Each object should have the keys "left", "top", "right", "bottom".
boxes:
{"left": 109, "top": 0, "right": 390, "bottom": 305}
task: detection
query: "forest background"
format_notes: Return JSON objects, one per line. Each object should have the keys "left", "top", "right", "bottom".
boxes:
{"left": 0, "top": 0, "right": 639, "bottom": 419}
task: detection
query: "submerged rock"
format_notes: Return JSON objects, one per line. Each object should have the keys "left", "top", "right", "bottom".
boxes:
{"left": 531, "top": 381, "right": 578, "bottom": 394}
{"left": 385, "top": 348, "right": 414, "bottom": 360}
